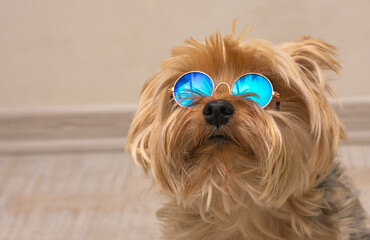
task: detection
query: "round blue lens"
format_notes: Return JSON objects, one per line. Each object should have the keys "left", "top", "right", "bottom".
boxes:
{"left": 173, "top": 72, "right": 214, "bottom": 107}
{"left": 231, "top": 74, "right": 273, "bottom": 108}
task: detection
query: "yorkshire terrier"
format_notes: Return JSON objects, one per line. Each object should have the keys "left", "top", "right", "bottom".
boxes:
{"left": 126, "top": 24, "right": 369, "bottom": 239}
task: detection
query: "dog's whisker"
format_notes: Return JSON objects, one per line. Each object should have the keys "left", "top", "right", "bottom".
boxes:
{"left": 181, "top": 167, "right": 190, "bottom": 177}
{"left": 188, "top": 160, "right": 214, "bottom": 175}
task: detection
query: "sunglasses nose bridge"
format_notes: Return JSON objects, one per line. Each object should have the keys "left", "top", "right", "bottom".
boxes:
{"left": 213, "top": 82, "right": 232, "bottom": 94}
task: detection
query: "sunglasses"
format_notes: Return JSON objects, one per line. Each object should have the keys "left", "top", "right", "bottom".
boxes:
{"left": 168, "top": 71, "right": 280, "bottom": 109}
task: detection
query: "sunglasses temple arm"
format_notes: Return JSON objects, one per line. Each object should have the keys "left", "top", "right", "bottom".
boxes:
{"left": 273, "top": 91, "right": 280, "bottom": 111}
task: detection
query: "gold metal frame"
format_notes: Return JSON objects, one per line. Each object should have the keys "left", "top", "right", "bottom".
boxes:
{"left": 168, "top": 71, "right": 280, "bottom": 109}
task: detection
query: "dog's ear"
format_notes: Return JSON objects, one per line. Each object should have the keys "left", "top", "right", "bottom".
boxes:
{"left": 280, "top": 36, "right": 340, "bottom": 74}
{"left": 279, "top": 36, "right": 346, "bottom": 178}
{"left": 126, "top": 73, "right": 160, "bottom": 173}
{"left": 279, "top": 36, "right": 340, "bottom": 98}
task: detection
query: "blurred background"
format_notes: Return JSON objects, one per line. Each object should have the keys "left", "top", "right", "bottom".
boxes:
{"left": 0, "top": 0, "right": 369, "bottom": 239}
{"left": 1, "top": 0, "right": 370, "bottom": 109}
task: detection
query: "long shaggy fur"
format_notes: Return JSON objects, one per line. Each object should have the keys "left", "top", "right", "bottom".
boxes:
{"left": 126, "top": 26, "right": 369, "bottom": 239}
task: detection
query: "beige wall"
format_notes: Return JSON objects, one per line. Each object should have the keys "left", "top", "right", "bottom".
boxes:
{"left": 1, "top": 0, "right": 369, "bottom": 109}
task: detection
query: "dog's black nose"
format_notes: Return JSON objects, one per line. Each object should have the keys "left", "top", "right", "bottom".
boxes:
{"left": 203, "top": 100, "right": 234, "bottom": 127}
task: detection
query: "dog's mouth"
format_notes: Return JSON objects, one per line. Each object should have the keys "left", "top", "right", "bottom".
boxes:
{"left": 209, "top": 134, "right": 229, "bottom": 142}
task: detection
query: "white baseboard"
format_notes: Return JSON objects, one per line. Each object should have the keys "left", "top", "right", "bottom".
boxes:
{"left": 331, "top": 97, "right": 370, "bottom": 144}
{"left": 0, "top": 105, "right": 136, "bottom": 154}
{"left": 0, "top": 98, "right": 369, "bottom": 154}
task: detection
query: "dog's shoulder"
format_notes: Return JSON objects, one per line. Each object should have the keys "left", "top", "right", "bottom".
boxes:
{"left": 318, "top": 161, "right": 369, "bottom": 239}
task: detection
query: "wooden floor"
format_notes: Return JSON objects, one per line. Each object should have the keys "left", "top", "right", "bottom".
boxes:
{"left": 0, "top": 144, "right": 369, "bottom": 240}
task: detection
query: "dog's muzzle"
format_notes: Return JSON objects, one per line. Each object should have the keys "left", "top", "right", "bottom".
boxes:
{"left": 203, "top": 100, "right": 234, "bottom": 127}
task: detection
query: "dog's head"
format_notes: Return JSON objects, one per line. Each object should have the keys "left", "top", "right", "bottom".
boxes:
{"left": 126, "top": 29, "right": 345, "bottom": 212}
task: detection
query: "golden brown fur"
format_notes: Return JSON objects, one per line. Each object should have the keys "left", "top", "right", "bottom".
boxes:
{"left": 126, "top": 25, "right": 369, "bottom": 239}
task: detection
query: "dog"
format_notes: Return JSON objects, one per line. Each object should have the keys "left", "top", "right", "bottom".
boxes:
{"left": 126, "top": 23, "right": 369, "bottom": 239}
